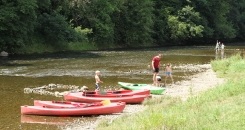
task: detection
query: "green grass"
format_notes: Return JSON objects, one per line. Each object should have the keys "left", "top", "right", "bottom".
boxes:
{"left": 17, "top": 42, "right": 99, "bottom": 54}
{"left": 96, "top": 54, "right": 245, "bottom": 130}
{"left": 16, "top": 41, "right": 157, "bottom": 54}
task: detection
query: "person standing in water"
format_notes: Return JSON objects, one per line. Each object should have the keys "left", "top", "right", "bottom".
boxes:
{"left": 95, "top": 70, "right": 103, "bottom": 91}
{"left": 215, "top": 40, "right": 220, "bottom": 51}
{"left": 221, "top": 43, "right": 225, "bottom": 50}
{"left": 221, "top": 43, "right": 225, "bottom": 59}
{"left": 165, "top": 63, "right": 174, "bottom": 86}
{"left": 152, "top": 54, "right": 162, "bottom": 86}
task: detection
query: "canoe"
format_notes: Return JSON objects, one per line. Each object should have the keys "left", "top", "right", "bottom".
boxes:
{"left": 21, "top": 101, "right": 125, "bottom": 116}
{"left": 118, "top": 81, "right": 165, "bottom": 94}
{"left": 34, "top": 100, "right": 111, "bottom": 108}
{"left": 82, "top": 89, "right": 151, "bottom": 97}
{"left": 64, "top": 92, "right": 148, "bottom": 104}
{"left": 83, "top": 89, "right": 150, "bottom": 97}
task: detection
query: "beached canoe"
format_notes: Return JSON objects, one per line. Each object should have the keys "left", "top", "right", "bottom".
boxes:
{"left": 118, "top": 82, "right": 165, "bottom": 94}
{"left": 21, "top": 101, "right": 125, "bottom": 116}
{"left": 82, "top": 89, "right": 151, "bottom": 97}
{"left": 64, "top": 92, "right": 148, "bottom": 104}
{"left": 34, "top": 100, "right": 111, "bottom": 108}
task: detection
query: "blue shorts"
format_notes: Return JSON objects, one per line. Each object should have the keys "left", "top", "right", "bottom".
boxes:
{"left": 166, "top": 72, "right": 171, "bottom": 75}
{"left": 95, "top": 83, "right": 100, "bottom": 90}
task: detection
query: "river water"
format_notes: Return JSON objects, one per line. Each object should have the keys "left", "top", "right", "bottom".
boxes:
{"left": 0, "top": 45, "right": 244, "bottom": 130}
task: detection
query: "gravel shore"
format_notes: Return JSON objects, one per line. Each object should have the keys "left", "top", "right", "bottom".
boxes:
{"left": 59, "top": 64, "right": 225, "bottom": 130}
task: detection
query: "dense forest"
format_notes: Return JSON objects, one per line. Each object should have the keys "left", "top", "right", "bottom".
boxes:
{"left": 1, "top": 0, "right": 245, "bottom": 53}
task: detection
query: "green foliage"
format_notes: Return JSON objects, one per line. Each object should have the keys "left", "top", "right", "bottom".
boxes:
{"left": 118, "top": 0, "right": 154, "bottom": 46}
{"left": 211, "top": 53, "right": 243, "bottom": 76}
{"left": 167, "top": 6, "right": 204, "bottom": 41}
{"left": 228, "top": 0, "right": 245, "bottom": 40}
{"left": 1, "top": 0, "right": 245, "bottom": 53}
{"left": 0, "top": 0, "right": 37, "bottom": 52}
{"left": 36, "top": 13, "right": 82, "bottom": 44}
{"left": 75, "top": 0, "right": 118, "bottom": 46}
{"left": 152, "top": 0, "right": 183, "bottom": 44}
{"left": 192, "top": 0, "right": 236, "bottom": 40}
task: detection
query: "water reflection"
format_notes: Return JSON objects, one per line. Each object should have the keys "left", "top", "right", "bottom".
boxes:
{"left": 215, "top": 49, "right": 228, "bottom": 60}
{"left": 221, "top": 50, "right": 225, "bottom": 59}
{"left": 0, "top": 45, "right": 244, "bottom": 129}
{"left": 21, "top": 115, "right": 69, "bottom": 125}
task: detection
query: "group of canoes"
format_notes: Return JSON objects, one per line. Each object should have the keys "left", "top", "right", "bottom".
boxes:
{"left": 21, "top": 82, "right": 165, "bottom": 116}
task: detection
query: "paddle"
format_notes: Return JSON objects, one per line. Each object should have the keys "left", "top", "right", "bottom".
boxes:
{"left": 100, "top": 99, "right": 110, "bottom": 105}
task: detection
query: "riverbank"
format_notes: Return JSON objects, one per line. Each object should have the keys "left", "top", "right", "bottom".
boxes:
{"left": 59, "top": 63, "right": 225, "bottom": 130}
{"left": 162, "top": 64, "right": 225, "bottom": 101}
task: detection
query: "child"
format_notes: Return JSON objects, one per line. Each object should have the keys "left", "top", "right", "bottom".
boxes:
{"left": 165, "top": 63, "right": 174, "bottom": 86}
{"left": 156, "top": 75, "right": 161, "bottom": 87}
{"left": 95, "top": 70, "right": 103, "bottom": 91}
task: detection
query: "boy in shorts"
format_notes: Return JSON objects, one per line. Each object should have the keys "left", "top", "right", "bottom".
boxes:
{"left": 95, "top": 70, "right": 103, "bottom": 91}
{"left": 165, "top": 63, "right": 174, "bottom": 86}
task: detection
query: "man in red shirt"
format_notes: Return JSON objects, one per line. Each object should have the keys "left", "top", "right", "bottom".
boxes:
{"left": 152, "top": 54, "right": 162, "bottom": 86}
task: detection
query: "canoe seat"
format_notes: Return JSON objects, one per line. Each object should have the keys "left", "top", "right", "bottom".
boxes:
{"left": 83, "top": 91, "right": 96, "bottom": 94}
{"left": 112, "top": 91, "right": 121, "bottom": 94}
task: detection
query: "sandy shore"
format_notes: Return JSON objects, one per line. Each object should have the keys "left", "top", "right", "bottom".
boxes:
{"left": 161, "top": 64, "right": 225, "bottom": 101}
{"left": 60, "top": 64, "right": 225, "bottom": 130}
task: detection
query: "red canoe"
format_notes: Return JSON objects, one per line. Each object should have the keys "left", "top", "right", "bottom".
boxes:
{"left": 89, "top": 89, "right": 150, "bottom": 95}
{"left": 21, "top": 102, "right": 125, "bottom": 116}
{"left": 81, "top": 89, "right": 151, "bottom": 97}
{"left": 34, "top": 100, "right": 111, "bottom": 108}
{"left": 64, "top": 92, "right": 148, "bottom": 104}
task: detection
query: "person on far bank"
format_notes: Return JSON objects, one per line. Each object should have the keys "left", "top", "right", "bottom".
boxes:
{"left": 221, "top": 43, "right": 225, "bottom": 50}
{"left": 152, "top": 54, "right": 162, "bottom": 86}
{"left": 165, "top": 63, "right": 174, "bottom": 86}
{"left": 215, "top": 40, "right": 220, "bottom": 51}
{"left": 95, "top": 70, "right": 103, "bottom": 91}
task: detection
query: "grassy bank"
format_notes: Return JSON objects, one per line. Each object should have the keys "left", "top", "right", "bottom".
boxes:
{"left": 96, "top": 54, "right": 245, "bottom": 130}
{"left": 16, "top": 42, "right": 99, "bottom": 54}
{"left": 16, "top": 41, "right": 156, "bottom": 54}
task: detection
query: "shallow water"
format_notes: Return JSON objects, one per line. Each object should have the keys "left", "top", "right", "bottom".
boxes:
{"left": 0, "top": 45, "right": 244, "bottom": 129}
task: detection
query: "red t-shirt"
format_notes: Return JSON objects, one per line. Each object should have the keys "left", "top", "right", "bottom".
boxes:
{"left": 152, "top": 56, "right": 160, "bottom": 68}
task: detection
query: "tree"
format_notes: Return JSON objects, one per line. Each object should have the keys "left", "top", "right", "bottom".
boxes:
{"left": 192, "top": 0, "right": 235, "bottom": 40}
{"left": 227, "top": 0, "right": 245, "bottom": 40}
{"left": 167, "top": 5, "right": 204, "bottom": 41}
{"left": 0, "top": 0, "right": 37, "bottom": 52}
{"left": 116, "top": 0, "right": 154, "bottom": 46}
{"left": 152, "top": 0, "right": 184, "bottom": 44}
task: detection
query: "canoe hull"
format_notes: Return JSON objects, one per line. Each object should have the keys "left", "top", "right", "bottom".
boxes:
{"left": 64, "top": 92, "right": 147, "bottom": 104}
{"left": 90, "top": 89, "right": 150, "bottom": 96}
{"left": 21, "top": 102, "right": 125, "bottom": 116}
{"left": 82, "top": 89, "right": 151, "bottom": 97}
{"left": 118, "top": 82, "right": 165, "bottom": 94}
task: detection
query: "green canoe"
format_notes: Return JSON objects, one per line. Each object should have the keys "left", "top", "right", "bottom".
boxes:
{"left": 118, "top": 82, "right": 165, "bottom": 95}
